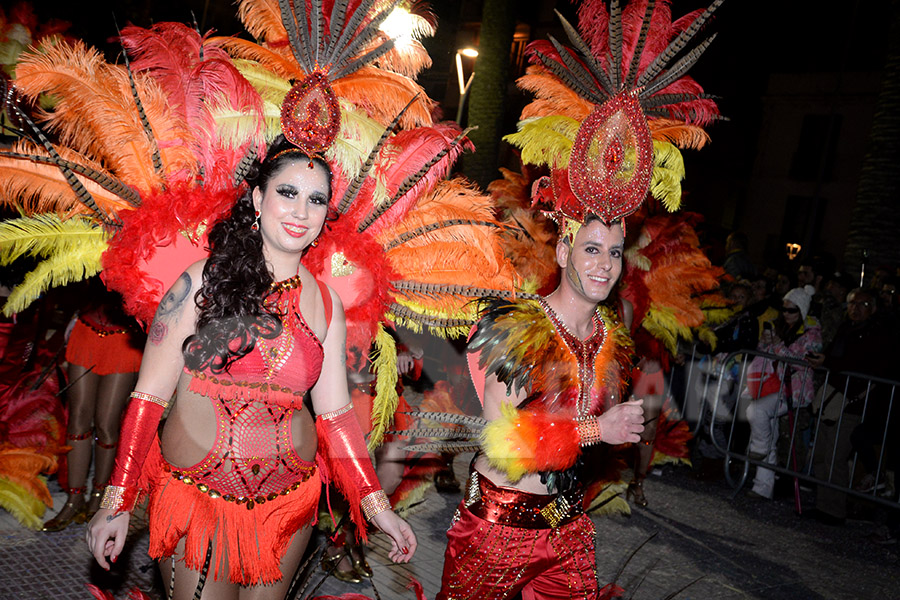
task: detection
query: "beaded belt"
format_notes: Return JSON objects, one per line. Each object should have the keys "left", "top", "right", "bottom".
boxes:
{"left": 464, "top": 471, "right": 583, "bottom": 529}
{"left": 167, "top": 465, "right": 316, "bottom": 511}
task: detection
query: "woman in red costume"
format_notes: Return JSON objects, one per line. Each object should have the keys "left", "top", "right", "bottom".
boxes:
{"left": 42, "top": 287, "right": 144, "bottom": 531}
{"left": 86, "top": 136, "right": 416, "bottom": 599}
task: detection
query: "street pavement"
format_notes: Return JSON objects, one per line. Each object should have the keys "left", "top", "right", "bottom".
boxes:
{"left": 1, "top": 454, "right": 898, "bottom": 600}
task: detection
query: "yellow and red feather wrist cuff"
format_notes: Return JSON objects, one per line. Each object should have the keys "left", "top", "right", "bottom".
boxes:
{"left": 480, "top": 403, "right": 581, "bottom": 482}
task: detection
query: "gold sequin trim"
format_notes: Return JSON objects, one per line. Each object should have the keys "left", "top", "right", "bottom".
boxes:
{"left": 130, "top": 390, "right": 169, "bottom": 408}
{"left": 361, "top": 490, "right": 391, "bottom": 520}
{"left": 169, "top": 467, "right": 315, "bottom": 510}
{"left": 319, "top": 402, "right": 354, "bottom": 421}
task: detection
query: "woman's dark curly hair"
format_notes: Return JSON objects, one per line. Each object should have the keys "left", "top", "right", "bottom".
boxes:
{"left": 183, "top": 135, "right": 333, "bottom": 373}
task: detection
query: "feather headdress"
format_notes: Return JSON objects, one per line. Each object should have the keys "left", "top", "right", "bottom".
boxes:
{"left": 0, "top": 3, "right": 521, "bottom": 452}
{"left": 505, "top": 0, "right": 722, "bottom": 238}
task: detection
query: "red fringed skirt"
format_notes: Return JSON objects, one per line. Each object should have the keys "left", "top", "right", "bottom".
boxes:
{"left": 65, "top": 318, "right": 143, "bottom": 375}
{"left": 144, "top": 443, "right": 321, "bottom": 586}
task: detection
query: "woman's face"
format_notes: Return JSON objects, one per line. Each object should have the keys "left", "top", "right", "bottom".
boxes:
{"left": 781, "top": 299, "right": 801, "bottom": 326}
{"left": 252, "top": 159, "right": 330, "bottom": 259}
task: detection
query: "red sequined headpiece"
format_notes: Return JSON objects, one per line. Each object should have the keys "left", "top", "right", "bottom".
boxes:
{"left": 508, "top": 0, "right": 723, "bottom": 234}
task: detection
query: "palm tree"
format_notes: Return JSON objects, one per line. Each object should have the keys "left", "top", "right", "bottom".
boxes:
{"left": 461, "top": 0, "right": 516, "bottom": 188}
{"left": 843, "top": 0, "right": 900, "bottom": 280}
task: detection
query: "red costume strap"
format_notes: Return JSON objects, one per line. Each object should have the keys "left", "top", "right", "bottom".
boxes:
{"left": 101, "top": 391, "right": 169, "bottom": 512}
{"left": 316, "top": 279, "right": 332, "bottom": 328}
{"left": 316, "top": 404, "right": 386, "bottom": 541}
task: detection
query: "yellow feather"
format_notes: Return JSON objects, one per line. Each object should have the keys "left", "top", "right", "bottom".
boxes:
{"left": 3, "top": 238, "right": 106, "bottom": 316}
{"left": 0, "top": 479, "right": 46, "bottom": 530}
{"left": 0, "top": 214, "right": 106, "bottom": 263}
{"left": 586, "top": 482, "right": 632, "bottom": 516}
{"left": 503, "top": 116, "right": 579, "bottom": 169}
{"left": 232, "top": 59, "right": 291, "bottom": 104}
{"left": 650, "top": 140, "right": 685, "bottom": 212}
{"left": 327, "top": 103, "right": 385, "bottom": 181}
{"left": 367, "top": 323, "right": 399, "bottom": 451}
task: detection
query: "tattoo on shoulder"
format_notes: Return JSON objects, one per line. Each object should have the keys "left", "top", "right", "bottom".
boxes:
{"left": 149, "top": 272, "right": 192, "bottom": 346}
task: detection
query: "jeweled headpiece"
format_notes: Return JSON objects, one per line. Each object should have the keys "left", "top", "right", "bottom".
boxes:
{"left": 275, "top": 0, "right": 402, "bottom": 157}
{"left": 506, "top": 0, "right": 723, "bottom": 241}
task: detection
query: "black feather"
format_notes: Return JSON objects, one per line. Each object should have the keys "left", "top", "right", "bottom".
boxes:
{"left": 546, "top": 36, "right": 607, "bottom": 104}
{"left": 640, "top": 34, "right": 717, "bottom": 99}
{"left": 624, "top": 0, "right": 656, "bottom": 89}
{"left": 336, "top": 93, "right": 418, "bottom": 214}
{"left": 554, "top": 9, "right": 614, "bottom": 97}
{"left": 636, "top": 0, "right": 724, "bottom": 88}
{"left": 608, "top": 0, "right": 623, "bottom": 90}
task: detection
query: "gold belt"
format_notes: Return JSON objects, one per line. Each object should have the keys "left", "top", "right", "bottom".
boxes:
{"left": 464, "top": 471, "right": 583, "bottom": 529}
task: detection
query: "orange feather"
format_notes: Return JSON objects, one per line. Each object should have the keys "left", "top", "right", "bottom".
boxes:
{"left": 333, "top": 67, "right": 435, "bottom": 129}
{"left": 212, "top": 37, "right": 304, "bottom": 80}
{"left": 15, "top": 40, "right": 195, "bottom": 192}
{"left": 517, "top": 67, "right": 594, "bottom": 121}
{"left": 236, "top": 0, "right": 288, "bottom": 45}
{"left": 649, "top": 118, "right": 710, "bottom": 150}
{"left": 0, "top": 142, "right": 133, "bottom": 218}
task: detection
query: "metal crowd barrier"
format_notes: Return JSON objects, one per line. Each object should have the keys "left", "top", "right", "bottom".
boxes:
{"left": 683, "top": 348, "right": 898, "bottom": 510}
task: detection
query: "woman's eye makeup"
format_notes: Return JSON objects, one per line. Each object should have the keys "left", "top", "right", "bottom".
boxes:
{"left": 309, "top": 191, "right": 328, "bottom": 205}
{"left": 276, "top": 184, "right": 297, "bottom": 198}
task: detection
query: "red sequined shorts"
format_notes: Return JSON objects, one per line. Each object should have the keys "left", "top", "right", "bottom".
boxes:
{"left": 437, "top": 472, "right": 598, "bottom": 600}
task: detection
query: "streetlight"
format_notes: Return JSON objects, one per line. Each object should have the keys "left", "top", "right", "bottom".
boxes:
{"left": 455, "top": 47, "right": 478, "bottom": 125}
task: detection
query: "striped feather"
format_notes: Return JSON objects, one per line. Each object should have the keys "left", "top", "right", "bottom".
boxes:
{"left": 0, "top": 143, "right": 134, "bottom": 217}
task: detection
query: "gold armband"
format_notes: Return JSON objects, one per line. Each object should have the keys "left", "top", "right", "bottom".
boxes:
{"left": 576, "top": 417, "right": 603, "bottom": 446}
{"left": 361, "top": 490, "right": 391, "bottom": 520}
{"left": 130, "top": 390, "right": 169, "bottom": 408}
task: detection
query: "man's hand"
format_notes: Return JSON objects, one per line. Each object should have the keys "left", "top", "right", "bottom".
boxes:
{"left": 597, "top": 398, "right": 644, "bottom": 445}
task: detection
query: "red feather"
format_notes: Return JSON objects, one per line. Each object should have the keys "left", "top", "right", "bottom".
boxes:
{"left": 120, "top": 23, "right": 265, "bottom": 175}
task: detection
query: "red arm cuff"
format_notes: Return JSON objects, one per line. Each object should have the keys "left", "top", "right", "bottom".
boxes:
{"left": 316, "top": 405, "right": 386, "bottom": 538}
{"left": 104, "top": 393, "right": 166, "bottom": 512}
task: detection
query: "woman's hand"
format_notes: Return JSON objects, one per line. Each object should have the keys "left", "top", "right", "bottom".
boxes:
{"left": 85, "top": 508, "right": 131, "bottom": 570}
{"left": 805, "top": 351, "right": 825, "bottom": 368}
{"left": 370, "top": 509, "right": 417, "bottom": 563}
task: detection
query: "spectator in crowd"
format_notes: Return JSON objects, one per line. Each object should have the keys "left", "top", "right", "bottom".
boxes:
{"left": 807, "top": 288, "right": 897, "bottom": 524}
{"left": 818, "top": 272, "right": 854, "bottom": 347}
{"left": 723, "top": 231, "right": 755, "bottom": 280}
{"left": 745, "top": 285, "right": 822, "bottom": 499}
{"left": 747, "top": 275, "right": 779, "bottom": 338}
{"left": 878, "top": 275, "right": 899, "bottom": 331}
{"left": 687, "top": 281, "right": 760, "bottom": 459}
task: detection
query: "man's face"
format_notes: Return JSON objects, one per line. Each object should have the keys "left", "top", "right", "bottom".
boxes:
{"left": 797, "top": 265, "right": 815, "bottom": 286}
{"left": 846, "top": 291, "right": 876, "bottom": 323}
{"left": 556, "top": 219, "right": 624, "bottom": 304}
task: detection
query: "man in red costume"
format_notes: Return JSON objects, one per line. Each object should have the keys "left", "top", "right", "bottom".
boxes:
{"left": 435, "top": 0, "right": 724, "bottom": 595}
{"left": 435, "top": 213, "right": 643, "bottom": 600}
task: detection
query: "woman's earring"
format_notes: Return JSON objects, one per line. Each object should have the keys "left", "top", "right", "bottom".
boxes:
{"left": 251, "top": 210, "right": 260, "bottom": 232}
{"left": 310, "top": 238, "right": 319, "bottom": 248}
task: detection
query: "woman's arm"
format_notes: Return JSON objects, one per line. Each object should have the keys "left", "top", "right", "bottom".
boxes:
{"left": 86, "top": 262, "right": 203, "bottom": 570}
{"left": 310, "top": 286, "right": 416, "bottom": 562}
